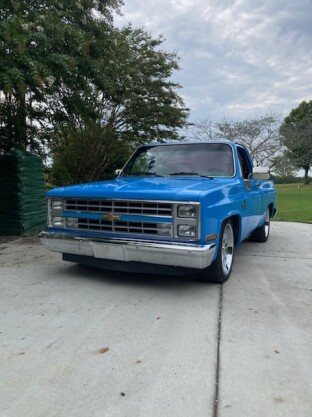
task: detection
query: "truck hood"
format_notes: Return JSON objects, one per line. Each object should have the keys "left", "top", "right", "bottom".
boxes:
{"left": 48, "top": 177, "right": 235, "bottom": 201}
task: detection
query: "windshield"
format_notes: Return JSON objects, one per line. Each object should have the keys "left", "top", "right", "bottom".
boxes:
{"left": 122, "top": 143, "right": 235, "bottom": 178}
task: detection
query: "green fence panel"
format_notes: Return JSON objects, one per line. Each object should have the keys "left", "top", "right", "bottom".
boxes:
{"left": 0, "top": 149, "right": 46, "bottom": 235}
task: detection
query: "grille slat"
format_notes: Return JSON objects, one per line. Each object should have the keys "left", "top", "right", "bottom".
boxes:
{"left": 65, "top": 199, "right": 171, "bottom": 216}
{"left": 76, "top": 218, "right": 160, "bottom": 234}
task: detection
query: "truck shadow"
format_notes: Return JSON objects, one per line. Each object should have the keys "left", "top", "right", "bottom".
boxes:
{"left": 59, "top": 262, "right": 213, "bottom": 290}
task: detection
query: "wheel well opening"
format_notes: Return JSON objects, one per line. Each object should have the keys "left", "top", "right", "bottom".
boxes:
{"left": 268, "top": 203, "right": 274, "bottom": 218}
{"left": 228, "top": 215, "right": 240, "bottom": 245}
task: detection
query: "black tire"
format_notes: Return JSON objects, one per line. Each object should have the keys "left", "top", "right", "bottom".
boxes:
{"left": 250, "top": 208, "right": 270, "bottom": 242}
{"left": 202, "top": 219, "right": 235, "bottom": 283}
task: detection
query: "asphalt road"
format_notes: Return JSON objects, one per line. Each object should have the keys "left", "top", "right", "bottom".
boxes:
{"left": 0, "top": 222, "right": 311, "bottom": 417}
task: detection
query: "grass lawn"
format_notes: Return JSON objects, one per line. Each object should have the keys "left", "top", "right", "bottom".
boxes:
{"left": 274, "top": 183, "right": 312, "bottom": 223}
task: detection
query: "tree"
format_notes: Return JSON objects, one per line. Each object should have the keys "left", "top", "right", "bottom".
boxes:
{"left": 49, "top": 25, "right": 189, "bottom": 183}
{"left": 1, "top": 2, "right": 189, "bottom": 183}
{"left": 187, "top": 117, "right": 215, "bottom": 140}
{"left": 215, "top": 113, "right": 281, "bottom": 168}
{"left": 272, "top": 154, "right": 297, "bottom": 179}
{"left": 51, "top": 121, "right": 130, "bottom": 184}
{"left": 280, "top": 100, "right": 312, "bottom": 184}
{"left": 109, "top": 26, "right": 189, "bottom": 145}
{"left": 189, "top": 113, "right": 282, "bottom": 168}
{"left": 0, "top": 0, "right": 123, "bottom": 155}
{"left": 49, "top": 25, "right": 189, "bottom": 147}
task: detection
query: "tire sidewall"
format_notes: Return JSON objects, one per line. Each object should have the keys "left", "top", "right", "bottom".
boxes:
{"left": 203, "top": 219, "right": 234, "bottom": 283}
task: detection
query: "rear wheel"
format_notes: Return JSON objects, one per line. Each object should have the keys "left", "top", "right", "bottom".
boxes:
{"left": 250, "top": 208, "right": 270, "bottom": 242}
{"left": 202, "top": 219, "right": 235, "bottom": 283}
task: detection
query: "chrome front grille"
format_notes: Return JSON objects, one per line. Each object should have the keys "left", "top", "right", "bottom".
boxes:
{"left": 64, "top": 199, "right": 172, "bottom": 237}
{"left": 65, "top": 199, "right": 172, "bottom": 216}
{"left": 49, "top": 198, "right": 200, "bottom": 241}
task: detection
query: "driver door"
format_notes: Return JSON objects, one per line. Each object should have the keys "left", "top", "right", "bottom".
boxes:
{"left": 237, "top": 147, "right": 262, "bottom": 237}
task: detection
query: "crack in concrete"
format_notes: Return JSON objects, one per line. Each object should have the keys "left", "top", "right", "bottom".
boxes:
{"left": 213, "top": 284, "right": 223, "bottom": 417}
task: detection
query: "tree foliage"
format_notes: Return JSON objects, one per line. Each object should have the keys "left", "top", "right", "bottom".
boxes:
{"left": 49, "top": 25, "right": 189, "bottom": 183}
{"left": 272, "top": 154, "right": 297, "bottom": 179}
{"left": 0, "top": 0, "right": 123, "bottom": 154}
{"left": 280, "top": 100, "right": 312, "bottom": 184}
{"left": 105, "top": 26, "right": 189, "bottom": 145}
{"left": 51, "top": 121, "right": 130, "bottom": 184}
{"left": 1, "top": 0, "right": 189, "bottom": 183}
{"left": 49, "top": 25, "right": 189, "bottom": 146}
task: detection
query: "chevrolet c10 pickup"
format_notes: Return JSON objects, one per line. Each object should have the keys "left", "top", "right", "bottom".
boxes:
{"left": 40, "top": 141, "right": 277, "bottom": 283}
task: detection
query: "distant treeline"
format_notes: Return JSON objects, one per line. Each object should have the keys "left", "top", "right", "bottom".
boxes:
{"left": 271, "top": 175, "right": 308, "bottom": 184}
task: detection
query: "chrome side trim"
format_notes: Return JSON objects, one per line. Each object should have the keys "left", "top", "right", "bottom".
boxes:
{"left": 40, "top": 231, "right": 216, "bottom": 270}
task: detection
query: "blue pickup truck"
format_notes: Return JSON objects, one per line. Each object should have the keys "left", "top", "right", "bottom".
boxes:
{"left": 40, "top": 141, "right": 276, "bottom": 283}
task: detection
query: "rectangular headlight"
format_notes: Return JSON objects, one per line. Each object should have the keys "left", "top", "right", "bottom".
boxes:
{"left": 177, "top": 224, "right": 196, "bottom": 238}
{"left": 177, "top": 204, "right": 197, "bottom": 218}
{"left": 51, "top": 200, "right": 64, "bottom": 211}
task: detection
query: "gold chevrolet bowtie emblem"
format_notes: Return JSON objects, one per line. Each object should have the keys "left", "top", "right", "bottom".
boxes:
{"left": 103, "top": 213, "right": 120, "bottom": 221}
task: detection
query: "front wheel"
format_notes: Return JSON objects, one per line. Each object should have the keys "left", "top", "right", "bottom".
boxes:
{"left": 202, "top": 219, "right": 235, "bottom": 283}
{"left": 250, "top": 208, "right": 270, "bottom": 242}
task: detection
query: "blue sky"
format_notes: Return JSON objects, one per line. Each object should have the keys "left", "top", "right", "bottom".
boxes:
{"left": 114, "top": 0, "right": 312, "bottom": 122}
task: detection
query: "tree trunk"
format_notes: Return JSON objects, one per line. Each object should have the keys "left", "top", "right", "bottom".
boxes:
{"left": 304, "top": 166, "right": 310, "bottom": 184}
{"left": 16, "top": 92, "right": 27, "bottom": 151}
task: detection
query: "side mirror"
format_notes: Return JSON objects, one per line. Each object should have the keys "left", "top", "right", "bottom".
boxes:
{"left": 253, "top": 167, "right": 270, "bottom": 180}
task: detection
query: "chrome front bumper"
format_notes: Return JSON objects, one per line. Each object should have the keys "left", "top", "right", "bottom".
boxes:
{"left": 40, "top": 231, "right": 216, "bottom": 270}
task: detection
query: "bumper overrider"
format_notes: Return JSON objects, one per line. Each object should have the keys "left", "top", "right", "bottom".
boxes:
{"left": 39, "top": 231, "right": 216, "bottom": 270}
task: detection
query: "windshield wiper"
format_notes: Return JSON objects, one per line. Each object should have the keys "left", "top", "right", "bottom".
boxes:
{"left": 130, "top": 172, "right": 164, "bottom": 177}
{"left": 169, "top": 172, "right": 213, "bottom": 178}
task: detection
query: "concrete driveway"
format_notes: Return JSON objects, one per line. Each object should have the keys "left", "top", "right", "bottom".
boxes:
{"left": 0, "top": 222, "right": 311, "bottom": 417}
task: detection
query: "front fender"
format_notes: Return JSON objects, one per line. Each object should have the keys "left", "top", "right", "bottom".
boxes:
{"left": 201, "top": 204, "right": 243, "bottom": 261}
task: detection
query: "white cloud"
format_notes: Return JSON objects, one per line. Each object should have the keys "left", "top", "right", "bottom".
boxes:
{"left": 114, "top": 0, "right": 312, "bottom": 121}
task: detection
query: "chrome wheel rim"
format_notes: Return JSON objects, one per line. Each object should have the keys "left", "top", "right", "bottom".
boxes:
{"left": 222, "top": 223, "right": 234, "bottom": 276}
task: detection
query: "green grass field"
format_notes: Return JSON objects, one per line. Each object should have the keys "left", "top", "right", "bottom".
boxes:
{"left": 274, "top": 183, "right": 312, "bottom": 223}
